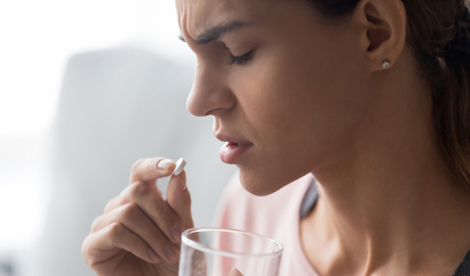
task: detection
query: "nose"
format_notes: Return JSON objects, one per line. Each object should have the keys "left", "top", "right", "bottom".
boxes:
{"left": 186, "top": 61, "right": 236, "bottom": 117}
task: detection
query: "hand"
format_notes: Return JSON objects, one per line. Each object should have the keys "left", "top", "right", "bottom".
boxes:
{"left": 228, "top": 267, "right": 244, "bottom": 276}
{"left": 82, "top": 157, "right": 194, "bottom": 276}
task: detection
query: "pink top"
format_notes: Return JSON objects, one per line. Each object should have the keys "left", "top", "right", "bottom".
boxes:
{"left": 212, "top": 173, "right": 470, "bottom": 276}
{"left": 212, "top": 173, "right": 320, "bottom": 276}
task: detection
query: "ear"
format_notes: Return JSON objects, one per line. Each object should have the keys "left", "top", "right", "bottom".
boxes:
{"left": 350, "top": 0, "right": 407, "bottom": 72}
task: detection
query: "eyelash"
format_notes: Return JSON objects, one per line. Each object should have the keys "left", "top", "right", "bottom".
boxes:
{"left": 228, "top": 50, "right": 255, "bottom": 65}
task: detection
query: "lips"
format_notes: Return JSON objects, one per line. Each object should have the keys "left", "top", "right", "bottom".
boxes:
{"left": 215, "top": 133, "right": 253, "bottom": 146}
{"left": 215, "top": 133, "right": 254, "bottom": 164}
{"left": 227, "top": 141, "right": 252, "bottom": 147}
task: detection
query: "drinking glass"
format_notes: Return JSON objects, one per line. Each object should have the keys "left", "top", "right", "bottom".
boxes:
{"left": 178, "top": 227, "right": 283, "bottom": 276}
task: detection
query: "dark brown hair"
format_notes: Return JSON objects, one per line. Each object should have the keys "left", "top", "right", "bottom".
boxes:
{"left": 308, "top": 0, "right": 470, "bottom": 191}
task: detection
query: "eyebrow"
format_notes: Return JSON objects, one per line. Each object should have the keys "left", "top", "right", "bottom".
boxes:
{"left": 178, "top": 20, "right": 250, "bottom": 45}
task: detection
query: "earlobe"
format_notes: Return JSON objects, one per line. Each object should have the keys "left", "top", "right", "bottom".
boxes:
{"left": 352, "top": 0, "right": 407, "bottom": 72}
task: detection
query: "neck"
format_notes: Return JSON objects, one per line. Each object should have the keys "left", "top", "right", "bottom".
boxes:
{"left": 303, "top": 55, "right": 470, "bottom": 275}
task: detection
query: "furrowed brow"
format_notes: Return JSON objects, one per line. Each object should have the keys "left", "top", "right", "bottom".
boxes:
{"left": 178, "top": 20, "right": 250, "bottom": 45}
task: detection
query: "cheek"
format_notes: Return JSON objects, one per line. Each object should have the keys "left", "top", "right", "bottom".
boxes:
{"left": 228, "top": 60, "right": 320, "bottom": 194}
{"left": 238, "top": 49, "right": 353, "bottom": 149}
{"left": 230, "top": 39, "right": 370, "bottom": 193}
{"left": 266, "top": 44, "right": 369, "bottom": 143}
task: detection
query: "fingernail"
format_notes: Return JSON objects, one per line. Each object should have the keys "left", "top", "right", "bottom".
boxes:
{"left": 157, "top": 159, "right": 173, "bottom": 170}
{"left": 165, "top": 244, "right": 178, "bottom": 262}
{"left": 148, "top": 249, "right": 161, "bottom": 263}
{"left": 171, "top": 224, "right": 183, "bottom": 243}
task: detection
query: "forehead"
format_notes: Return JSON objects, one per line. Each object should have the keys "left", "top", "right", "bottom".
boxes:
{"left": 176, "top": 0, "right": 271, "bottom": 38}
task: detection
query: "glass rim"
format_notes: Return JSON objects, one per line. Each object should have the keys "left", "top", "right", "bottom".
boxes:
{"left": 181, "top": 227, "right": 284, "bottom": 258}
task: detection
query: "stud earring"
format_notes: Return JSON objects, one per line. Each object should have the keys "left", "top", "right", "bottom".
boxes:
{"left": 382, "top": 60, "right": 390, "bottom": 69}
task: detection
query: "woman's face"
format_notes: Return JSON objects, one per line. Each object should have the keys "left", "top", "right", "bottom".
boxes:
{"left": 176, "top": 0, "right": 373, "bottom": 196}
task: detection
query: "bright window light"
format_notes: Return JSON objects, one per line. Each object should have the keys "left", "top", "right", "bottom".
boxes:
{"left": 0, "top": 0, "right": 195, "bottom": 250}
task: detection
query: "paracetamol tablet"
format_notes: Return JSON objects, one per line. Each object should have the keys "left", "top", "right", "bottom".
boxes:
{"left": 173, "top": 158, "right": 186, "bottom": 176}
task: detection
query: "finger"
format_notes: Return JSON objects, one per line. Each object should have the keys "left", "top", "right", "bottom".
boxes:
{"left": 90, "top": 203, "right": 181, "bottom": 264}
{"left": 103, "top": 182, "right": 163, "bottom": 214}
{"left": 103, "top": 196, "right": 122, "bottom": 214}
{"left": 105, "top": 180, "right": 185, "bottom": 244}
{"left": 166, "top": 171, "right": 194, "bottom": 229}
{"left": 83, "top": 222, "right": 161, "bottom": 269}
{"left": 228, "top": 267, "right": 244, "bottom": 276}
{"left": 104, "top": 179, "right": 161, "bottom": 214}
{"left": 104, "top": 157, "right": 173, "bottom": 215}
{"left": 129, "top": 158, "right": 176, "bottom": 185}
{"left": 190, "top": 250, "right": 207, "bottom": 275}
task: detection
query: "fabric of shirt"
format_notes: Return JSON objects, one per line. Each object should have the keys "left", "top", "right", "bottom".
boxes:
{"left": 212, "top": 173, "right": 470, "bottom": 276}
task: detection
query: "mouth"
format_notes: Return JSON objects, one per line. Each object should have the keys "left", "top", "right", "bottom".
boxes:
{"left": 227, "top": 141, "right": 253, "bottom": 147}
{"left": 214, "top": 132, "right": 253, "bottom": 146}
{"left": 215, "top": 133, "right": 254, "bottom": 164}
{"left": 220, "top": 142, "right": 254, "bottom": 164}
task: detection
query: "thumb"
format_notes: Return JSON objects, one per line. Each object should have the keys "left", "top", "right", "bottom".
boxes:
{"left": 166, "top": 170, "right": 194, "bottom": 229}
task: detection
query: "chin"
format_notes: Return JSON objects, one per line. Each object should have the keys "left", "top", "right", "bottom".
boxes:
{"left": 237, "top": 159, "right": 314, "bottom": 196}
{"left": 238, "top": 169, "right": 287, "bottom": 197}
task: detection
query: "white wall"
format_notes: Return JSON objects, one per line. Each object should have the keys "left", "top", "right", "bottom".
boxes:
{"left": 0, "top": 1, "right": 209, "bottom": 275}
{"left": 0, "top": 0, "right": 195, "bottom": 136}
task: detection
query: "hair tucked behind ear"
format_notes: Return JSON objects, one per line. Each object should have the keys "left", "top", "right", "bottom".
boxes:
{"left": 307, "top": 0, "right": 470, "bottom": 192}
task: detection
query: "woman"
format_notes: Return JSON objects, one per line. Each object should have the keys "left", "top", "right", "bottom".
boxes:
{"left": 82, "top": 0, "right": 470, "bottom": 275}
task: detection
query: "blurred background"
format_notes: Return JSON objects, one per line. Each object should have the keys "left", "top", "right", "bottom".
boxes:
{"left": 0, "top": 1, "right": 236, "bottom": 275}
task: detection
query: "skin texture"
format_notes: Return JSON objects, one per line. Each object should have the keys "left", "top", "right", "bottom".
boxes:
{"left": 176, "top": 0, "right": 470, "bottom": 275}
{"left": 178, "top": 0, "right": 401, "bottom": 196}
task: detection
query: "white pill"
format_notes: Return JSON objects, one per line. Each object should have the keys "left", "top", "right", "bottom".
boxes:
{"left": 172, "top": 158, "right": 186, "bottom": 176}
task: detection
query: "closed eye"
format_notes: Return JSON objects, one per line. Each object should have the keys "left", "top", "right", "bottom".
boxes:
{"left": 229, "top": 50, "right": 255, "bottom": 65}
